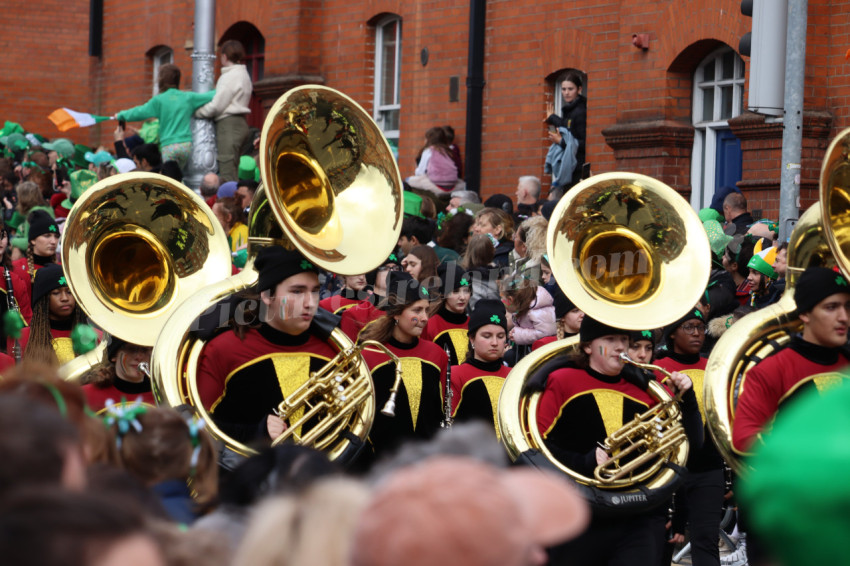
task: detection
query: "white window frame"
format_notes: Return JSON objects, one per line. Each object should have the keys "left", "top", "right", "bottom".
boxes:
{"left": 374, "top": 17, "right": 402, "bottom": 146}
{"left": 152, "top": 47, "right": 174, "bottom": 96}
{"left": 690, "top": 47, "right": 745, "bottom": 209}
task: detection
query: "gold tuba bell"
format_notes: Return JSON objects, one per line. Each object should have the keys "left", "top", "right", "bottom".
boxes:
{"left": 704, "top": 128, "right": 850, "bottom": 473}
{"left": 59, "top": 172, "right": 234, "bottom": 380}
{"left": 498, "top": 172, "right": 710, "bottom": 513}
{"left": 149, "top": 86, "right": 403, "bottom": 465}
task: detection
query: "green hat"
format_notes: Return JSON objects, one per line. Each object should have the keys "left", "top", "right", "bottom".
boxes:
{"left": 740, "top": 381, "right": 850, "bottom": 566}
{"left": 403, "top": 191, "right": 424, "bottom": 219}
{"left": 62, "top": 169, "right": 98, "bottom": 209}
{"left": 42, "top": 138, "right": 75, "bottom": 159}
{"left": 2, "top": 133, "right": 29, "bottom": 152}
{"left": 238, "top": 155, "right": 260, "bottom": 182}
{"left": 698, "top": 207, "right": 724, "bottom": 224}
{"left": 72, "top": 144, "right": 91, "bottom": 169}
{"left": 85, "top": 150, "right": 114, "bottom": 166}
{"left": 703, "top": 220, "right": 734, "bottom": 258}
{"left": 0, "top": 121, "right": 24, "bottom": 138}
{"left": 746, "top": 241, "right": 778, "bottom": 280}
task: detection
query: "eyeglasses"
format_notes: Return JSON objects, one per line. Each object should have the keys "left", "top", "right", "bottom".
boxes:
{"left": 680, "top": 323, "right": 706, "bottom": 334}
{"left": 378, "top": 265, "right": 400, "bottom": 272}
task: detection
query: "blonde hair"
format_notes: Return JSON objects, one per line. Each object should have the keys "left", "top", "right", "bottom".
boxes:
{"left": 516, "top": 216, "right": 548, "bottom": 264}
{"left": 232, "top": 478, "right": 370, "bottom": 566}
{"left": 15, "top": 181, "right": 46, "bottom": 215}
{"left": 474, "top": 208, "right": 514, "bottom": 240}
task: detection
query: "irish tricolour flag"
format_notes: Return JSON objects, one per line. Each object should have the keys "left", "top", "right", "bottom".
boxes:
{"left": 48, "top": 108, "right": 112, "bottom": 132}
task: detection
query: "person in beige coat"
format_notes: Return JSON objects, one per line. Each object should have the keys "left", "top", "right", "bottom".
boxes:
{"left": 195, "top": 40, "right": 253, "bottom": 182}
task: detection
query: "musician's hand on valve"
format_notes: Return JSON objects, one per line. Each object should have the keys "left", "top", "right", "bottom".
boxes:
{"left": 267, "top": 414, "right": 287, "bottom": 439}
{"left": 596, "top": 446, "right": 610, "bottom": 466}
{"left": 667, "top": 371, "right": 692, "bottom": 395}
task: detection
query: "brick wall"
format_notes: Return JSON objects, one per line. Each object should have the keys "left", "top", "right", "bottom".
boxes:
{"left": 3, "top": 0, "right": 850, "bottom": 216}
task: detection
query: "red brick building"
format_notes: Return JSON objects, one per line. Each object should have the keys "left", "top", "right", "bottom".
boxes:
{"left": 4, "top": 0, "right": 849, "bottom": 218}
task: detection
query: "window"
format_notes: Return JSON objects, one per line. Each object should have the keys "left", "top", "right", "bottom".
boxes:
{"left": 374, "top": 16, "right": 402, "bottom": 155}
{"left": 151, "top": 46, "right": 174, "bottom": 96}
{"left": 553, "top": 69, "right": 587, "bottom": 116}
{"left": 690, "top": 47, "right": 745, "bottom": 209}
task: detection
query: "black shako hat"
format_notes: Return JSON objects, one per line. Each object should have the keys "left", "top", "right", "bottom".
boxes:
{"left": 438, "top": 262, "right": 472, "bottom": 297}
{"left": 385, "top": 271, "right": 430, "bottom": 305}
{"left": 794, "top": 266, "right": 850, "bottom": 314}
{"left": 468, "top": 299, "right": 508, "bottom": 335}
{"left": 32, "top": 263, "right": 66, "bottom": 306}
{"left": 579, "top": 316, "right": 626, "bottom": 343}
{"left": 28, "top": 209, "right": 59, "bottom": 242}
{"left": 255, "top": 246, "right": 319, "bottom": 294}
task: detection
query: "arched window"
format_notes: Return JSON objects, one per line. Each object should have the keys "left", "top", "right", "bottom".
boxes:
{"left": 150, "top": 46, "right": 174, "bottom": 96}
{"left": 374, "top": 16, "right": 402, "bottom": 155}
{"left": 690, "top": 47, "right": 745, "bottom": 209}
{"left": 220, "top": 22, "right": 265, "bottom": 129}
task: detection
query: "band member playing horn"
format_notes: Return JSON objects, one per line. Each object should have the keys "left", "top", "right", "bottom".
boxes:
{"left": 358, "top": 271, "right": 447, "bottom": 464}
{"left": 196, "top": 245, "right": 336, "bottom": 444}
{"left": 449, "top": 299, "right": 510, "bottom": 436}
{"left": 422, "top": 262, "right": 471, "bottom": 365}
{"left": 81, "top": 337, "right": 154, "bottom": 411}
{"left": 655, "top": 309, "right": 725, "bottom": 566}
{"left": 732, "top": 266, "right": 850, "bottom": 453}
{"left": 537, "top": 316, "right": 702, "bottom": 566}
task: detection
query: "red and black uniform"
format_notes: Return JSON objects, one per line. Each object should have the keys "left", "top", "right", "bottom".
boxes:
{"left": 339, "top": 296, "right": 384, "bottom": 341}
{"left": 19, "top": 318, "right": 95, "bottom": 365}
{"left": 733, "top": 336, "right": 850, "bottom": 452}
{"left": 0, "top": 267, "right": 32, "bottom": 355}
{"left": 655, "top": 351, "right": 724, "bottom": 566}
{"left": 319, "top": 289, "right": 364, "bottom": 316}
{"left": 360, "top": 336, "right": 447, "bottom": 461}
{"left": 422, "top": 306, "right": 469, "bottom": 365}
{"left": 540, "top": 364, "right": 703, "bottom": 566}
{"left": 196, "top": 324, "right": 336, "bottom": 444}
{"left": 537, "top": 365, "right": 660, "bottom": 476}
{"left": 449, "top": 358, "right": 510, "bottom": 436}
{"left": 83, "top": 378, "right": 156, "bottom": 412}
{"left": 12, "top": 255, "right": 56, "bottom": 302}
{"left": 532, "top": 330, "right": 577, "bottom": 351}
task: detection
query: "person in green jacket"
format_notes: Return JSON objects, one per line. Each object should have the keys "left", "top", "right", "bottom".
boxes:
{"left": 115, "top": 64, "right": 214, "bottom": 173}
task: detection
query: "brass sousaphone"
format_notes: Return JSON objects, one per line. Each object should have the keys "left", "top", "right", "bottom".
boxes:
{"left": 498, "top": 172, "right": 710, "bottom": 513}
{"left": 149, "top": 86, "right": 403, "bottom": 465}
{"left": 60, "top": 172, "right": 234, "bottom": 380}
{"left": 704, "top": 128, "right": 850, "bottom": 473}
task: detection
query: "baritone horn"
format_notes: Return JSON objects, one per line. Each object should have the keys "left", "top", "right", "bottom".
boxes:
{"left": 704, "top": 128, "right": 850, "bottom": 474}
{"left": 150, "top": 86, "right": 404, "bottom": 465}
{"left": 499, "top": 172, "right": 710, "bottom": 513}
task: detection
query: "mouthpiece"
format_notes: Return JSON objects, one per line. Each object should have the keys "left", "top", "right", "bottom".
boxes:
{"left": 381, "top": 394, "right": 397, "bottom": 417}
{"left": 138, "top": 362, "right": 151, "bottom": 377}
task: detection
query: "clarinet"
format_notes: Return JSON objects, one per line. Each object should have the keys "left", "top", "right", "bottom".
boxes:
{"left": 4, "top": 267, "right": 21, "bottom": 363}
{"left": 441, "top": 342, "right": 454, "bottom": 428}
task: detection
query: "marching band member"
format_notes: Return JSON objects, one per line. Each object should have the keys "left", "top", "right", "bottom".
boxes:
{"left": 358, "top": 271, "right": 447, "bottom": 464}
{"left": 20, "top": 264, "right": 96, "bottom": 366}
{"left": 12, "top": 209, "right": 60, "bottom": 293}
{"left": 449, "top": 299, "right": 510, "bottom": 436}
{"left": 733, "top": 266, "right": 850, "bottom": 452}
{"left": 655, "top": 309, "right": 724, "bottom": 566}
{"left": 532, "top": 285, "right": 583, "bottom": 350}
{"left": 318, "top": 273, "right": 369, "bottom": 315}
{"left": 339, "top": 253, "right": 401, "bottom": 341}
{"left": 81, "top": 337, "right": 154, "bottom": 412}
{"left": 536, "top": 316, "right": 702, "bottom": 566}
{"left": 196, "top": 245, "right": 336, "bottom": 445}
{"left": 422, "top": 262, "right": 471, "bottom": 365}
